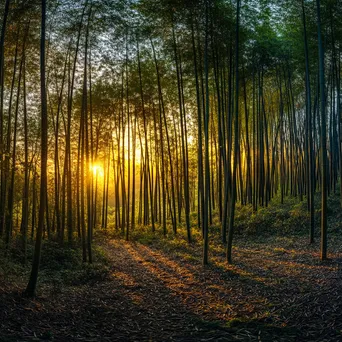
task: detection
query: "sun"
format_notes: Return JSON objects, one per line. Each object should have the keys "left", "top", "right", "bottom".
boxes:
{"left": 90, "top": 163, "right": 104, "bottom": 177}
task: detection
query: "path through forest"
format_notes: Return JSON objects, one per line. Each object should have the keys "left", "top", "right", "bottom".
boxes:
{"left": 1, "top": 236, "right": 342, "bottom": 341}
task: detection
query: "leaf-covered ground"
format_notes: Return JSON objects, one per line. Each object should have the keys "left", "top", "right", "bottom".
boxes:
{"left": 1, "top": 228, "right": 342, "bottom": 341}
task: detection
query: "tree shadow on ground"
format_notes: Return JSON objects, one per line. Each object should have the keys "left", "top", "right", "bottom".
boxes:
{"left": 130, "top": 234, "right": 342, "bottom": 342}
{"left": 1, "top": 237, "right": 342, "bottom": 341}
{"left": 0, "top": 240, "right": 298, "bottom": 342}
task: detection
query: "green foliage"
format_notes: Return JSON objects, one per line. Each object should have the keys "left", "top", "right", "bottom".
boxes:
{"left": 233, "top": 197, "right": 309, "bottom": 236}
{"left": 38, "top": 243, "right": 111, "bottom": 288}
{"left": 0, "top": 239, "right": 111, "bottom": 292}
{"left": 39, "top": 242, "right": 80, "bottom": 271}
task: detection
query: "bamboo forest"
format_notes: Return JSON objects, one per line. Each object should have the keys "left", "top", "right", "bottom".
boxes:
{"left": 0, "top": 0, "right": 342, "bottom": 340}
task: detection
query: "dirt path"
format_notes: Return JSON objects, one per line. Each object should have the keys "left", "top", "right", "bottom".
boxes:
{"left": 1, "top": 237, "right": 342, "bottom": 341}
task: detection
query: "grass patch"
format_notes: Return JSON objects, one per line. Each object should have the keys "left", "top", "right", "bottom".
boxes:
{"left": 0, "top": 239, "right": 111, "bottom": 291}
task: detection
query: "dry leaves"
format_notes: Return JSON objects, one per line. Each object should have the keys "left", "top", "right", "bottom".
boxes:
{"left": 0, "top": 235, "right": 341, "bottom": 341}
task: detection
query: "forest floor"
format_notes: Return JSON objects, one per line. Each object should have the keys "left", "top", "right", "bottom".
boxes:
{"left": 1, "top": 195, "right": 342, "bottom": 341}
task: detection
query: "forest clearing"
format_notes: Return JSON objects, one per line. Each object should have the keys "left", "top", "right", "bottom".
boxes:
{"left": 0, "top": 0, "right": 342, "bottom": 340}
{"left": 1, "top": 194, "right": 342, "bottom": 341}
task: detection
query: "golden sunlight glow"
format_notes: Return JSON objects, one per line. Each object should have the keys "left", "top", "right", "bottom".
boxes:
{"left": 91, "top": 164, "right": 104, "bottom": 177}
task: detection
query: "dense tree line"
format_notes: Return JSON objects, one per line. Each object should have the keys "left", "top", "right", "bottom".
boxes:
{"left": 0, "top": 0, "right": 341, "bottom": 295}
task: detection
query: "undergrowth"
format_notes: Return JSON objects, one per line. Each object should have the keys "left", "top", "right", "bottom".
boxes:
{"left": 2, "top": 191, "right": 341, "bottom": 292}
{"left": 0, "top": 239, "right": 111, "bottom": 293}
{"left": 102, "top": 190, "right": 342, "bottom": 254}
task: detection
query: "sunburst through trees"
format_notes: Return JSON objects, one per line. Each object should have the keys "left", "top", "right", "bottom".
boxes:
{"left": 0, "top": 0, "right": 340, "bottom": 296}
